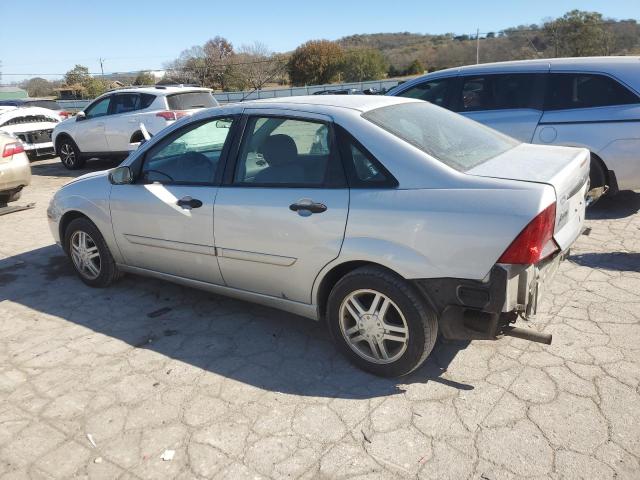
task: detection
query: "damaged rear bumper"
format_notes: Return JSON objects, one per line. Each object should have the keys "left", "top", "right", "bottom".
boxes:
{"left": 414, "top": 250, "right": 569, "bottom": 344}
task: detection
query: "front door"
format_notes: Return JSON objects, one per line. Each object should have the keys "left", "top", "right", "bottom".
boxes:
{"left": 75, "top": 95, "right": 111, "bottom": 152}
{"left": 110, "top": 116, "right": 236, "bottom": 284}
{"left": 214, "top": 111, "right": 349, "bottom": 304}
{"left": 105, "top": 93, "right": 143, "bottom": 152}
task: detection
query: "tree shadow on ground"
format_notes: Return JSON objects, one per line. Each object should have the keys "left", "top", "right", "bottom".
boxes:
{"left": 0, "top": 245, "right": 472, "bottom": 400}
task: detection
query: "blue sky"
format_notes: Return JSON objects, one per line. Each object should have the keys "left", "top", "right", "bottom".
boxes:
{"left": 1, "top": 0, "right": 638, "bottom": 81}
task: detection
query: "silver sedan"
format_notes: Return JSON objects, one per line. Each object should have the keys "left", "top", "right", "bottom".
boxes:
{"left": 48, "top": 96, "right": 588, "bottom": 376}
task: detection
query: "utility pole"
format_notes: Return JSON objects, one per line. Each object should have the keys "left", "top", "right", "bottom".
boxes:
{"left": 99, "top": 58, "right": 105, "bottom": 77}
{"left": 476, "top": 28, "right": 480, "bottom": 64}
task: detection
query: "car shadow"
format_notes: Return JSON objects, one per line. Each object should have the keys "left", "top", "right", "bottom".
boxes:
{"left": 0, "top": 245, "right": 473, "bottom": 400}
{"left": 29, "top": 157, "right": 122, "bottom": 178}
{"left": 586, "top": 190, "right": 640, "bottom": 220}
{"left": 569, "top": 251, "right": 640, "bottom": 273}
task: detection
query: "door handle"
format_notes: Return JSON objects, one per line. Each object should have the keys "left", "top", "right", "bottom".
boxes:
{"left": 289, "top": 200, "right": 327, "bottom": 215}
{"left": 176, "top": 196, "right": 203, "bottom": 210}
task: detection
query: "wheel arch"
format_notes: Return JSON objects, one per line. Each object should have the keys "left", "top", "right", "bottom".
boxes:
{"left": 129, "top": 130, "right": 144, "bottom": 143}
{"left": 314, "top": 260, "right": 407, "bottom": 322}
{"left": 59, "top": 210, "right": 92, "bottom": 253}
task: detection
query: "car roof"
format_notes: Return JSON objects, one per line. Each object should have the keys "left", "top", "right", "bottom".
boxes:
{"left": 240, "top": 94, "right": 417, "bottom": 113}
{"left": 106, "top": 86, "right": 212, "bottom": 96}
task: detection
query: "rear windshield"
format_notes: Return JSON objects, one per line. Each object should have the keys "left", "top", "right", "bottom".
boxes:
{"left": 363, "top": 101, "right": 519, "bottom": 171}
{"left": 166, "top": 91, "right": 217, "bottom": 110}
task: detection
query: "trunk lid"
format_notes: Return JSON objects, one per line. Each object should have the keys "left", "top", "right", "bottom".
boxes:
{"left": 468, "top": 143, "right": 590, "bottom": 251}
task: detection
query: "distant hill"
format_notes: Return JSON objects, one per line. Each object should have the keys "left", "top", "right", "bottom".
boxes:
{"left": 338, "top": 17, "right": 640, "bottom": 73}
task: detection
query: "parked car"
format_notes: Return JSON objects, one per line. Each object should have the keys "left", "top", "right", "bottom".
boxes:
{"left": 387, "top": 56, "right": 640, "bottom": 194}
{"left": 0, "top": 98, "right": 71, "bottom": 121}
{"left": 0, "top": 132, "right": 31, "bottom": 204}
{"left": 0, "top": 107, "right": 60, "bottom": 160}
{"left": 313, "top": 88, "right": 362, "bottom": 95}
{"left": 52, "top": 86, "right": 219, "bottom": 170}
{"left": 48, "top": 96, "right": 588, "bottom": 376}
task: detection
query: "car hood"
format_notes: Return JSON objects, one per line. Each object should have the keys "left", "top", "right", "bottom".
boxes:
{"left": 64, "top": 169, "right": 110, "bottom": 187}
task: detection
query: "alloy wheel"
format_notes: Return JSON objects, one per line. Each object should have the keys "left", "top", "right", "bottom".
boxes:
{"left": 339, "top": 289, "right": 409, "bottom": 364}
{"left": 60, "top": 143, "right": 76, "bottom": 167}
{"left": 70, "top": 230, "right": 101, "bottom": 280}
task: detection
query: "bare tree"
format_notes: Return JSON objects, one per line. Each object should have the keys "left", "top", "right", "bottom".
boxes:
{"left": 236, "top": 42, "right": 286, "bottom": 90}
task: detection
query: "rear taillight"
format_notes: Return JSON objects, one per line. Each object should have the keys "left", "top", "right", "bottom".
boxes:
{"left": 156, "top": 110, "right": 188, "bottom": 121}
{"left": 498, "top": 203, "right": 558, "bottom": 265}
{"left": 2, "top": 142, "right": 24, "bottom": 158}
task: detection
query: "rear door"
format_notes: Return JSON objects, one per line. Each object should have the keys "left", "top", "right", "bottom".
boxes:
{"left": 213, "top": 109, "right": 349, "bottom": 304}
{"left": 453, "top": 73, "right": 547, "bottom": 142}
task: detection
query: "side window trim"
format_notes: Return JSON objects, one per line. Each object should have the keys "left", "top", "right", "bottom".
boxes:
{"left": 134, "top": 114, "right": 239, "bottom": 187}
{"left": 223, "top": 113, "right": 346, "bottom": 189}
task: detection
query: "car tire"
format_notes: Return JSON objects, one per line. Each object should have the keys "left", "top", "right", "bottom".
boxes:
{"left": 589, "top": 154, "right": 607, "bottom": 191}
{"left": 57, "top": 137, "right": 85, "bottom": 170}
{"left": 64, "top": 217, "right": 120, "bottom": 288}
{"left": 327, "top": 266, "right": 438, "bottom": 377}
{"left": 0, "top": 189, "right": 21, "bottom": 204}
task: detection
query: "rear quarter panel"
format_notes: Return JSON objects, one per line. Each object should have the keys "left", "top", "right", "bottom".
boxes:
{"left": 328, "top": 182, "right": 554, "bottom": 283}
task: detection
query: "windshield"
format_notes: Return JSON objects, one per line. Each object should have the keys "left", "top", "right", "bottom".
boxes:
{"left": 166, "top": 91, "right": 218, "bottom": 110}
{"left": 363, "top": 101, "right": 519, "bottom": 171}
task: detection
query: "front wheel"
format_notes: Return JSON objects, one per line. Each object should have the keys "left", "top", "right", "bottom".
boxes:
{"left": 64, "top": 217, "right": 120, "bottom": 287}
{"left": 58, "top": 138, "right": 85, "bottom": 170}
{"left": 327, "top": 266, "right": 438, "bottom": 377}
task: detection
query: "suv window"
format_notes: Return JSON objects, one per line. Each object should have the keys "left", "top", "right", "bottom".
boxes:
{"left": 234, "top": 117, "right": 333, "bottom": 186}
{"left": 166, "top": 91, "right": 217, "bottom": 110}
{"left": 458, "top": 74, "right": 541, "bottom": 111}
{"left": 545, "top": 73, "right": 639, "bottom": 110}
{"left": 141, "top": 117, "right": 233, "bottom": 184}
{"left": 140, "top": 93, "right": 156, "bottom": 109}
{"left": 111, "top": 94, "right": 141, "bottom": 114}
{"left": 396, "top": 78, "right": 454, "bottom": 108}
{"left": 84, "top": 96, "right": 111, "bottom": 119}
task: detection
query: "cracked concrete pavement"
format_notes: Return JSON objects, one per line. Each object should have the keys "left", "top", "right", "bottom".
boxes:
{"left": 0, "top": 157, "right": 639, "bottom": 479}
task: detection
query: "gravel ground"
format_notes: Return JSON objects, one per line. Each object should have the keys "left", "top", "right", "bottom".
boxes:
{"left": 0, "top": 157, "right": 639, "bottom": 479}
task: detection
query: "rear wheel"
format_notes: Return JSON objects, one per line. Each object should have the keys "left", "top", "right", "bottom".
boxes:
{"left": 327, "top": 266, "right": 438, "bottom": 377}
{"left": 58, "top": 137, "right": 85, "bottom": 170}
{"left": 589, "top": 154, "right": 607, "bottom": 191}
{"left": 64, "top": 218, "right": 119, "bottom": 287}
{"left": 0, "top": 189, "right": 21, "bottom": 205}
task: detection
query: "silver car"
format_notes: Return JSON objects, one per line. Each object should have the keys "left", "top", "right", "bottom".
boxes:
{"left": 387, "top": 56, "right": 640, "bottom": 195}
{"left": 48, "top": 96, "right": 588, "bottom": 376}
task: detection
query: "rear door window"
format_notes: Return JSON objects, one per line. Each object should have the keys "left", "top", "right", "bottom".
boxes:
{"left": 457, "top": 74, "right": 542, "bottom": 111}
{"left": 166, "top": 91, "right": 218, "bottom": 110}
{"left": 110, "top": 94, "right": 141, "bottom": 114}
{"left": 395, "top": 78, "right": 455, "bottom": 108}
{"left": 545, "top": 73, "right": 639, "bottom": 110}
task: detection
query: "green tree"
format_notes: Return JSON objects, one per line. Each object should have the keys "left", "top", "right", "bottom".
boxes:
{"left": 133, "top": 71, "right": 156, "bottom": 85}
{"left": 544, "top": 10, "right": 613, "bottom": 56}
{"left": 405, "top": 59, "right": 425, "bottom": 75}
{"left": 340, "top": 49, "right": 387, "bottom": 82}
{"left": 287, "top": 40, "right": 344, "bottom": 86}
{"left": 64, "top": 64, "right": 90, "bottom": 86}
{"left": 84, "top": 77, "right": 108, "bottom": 98}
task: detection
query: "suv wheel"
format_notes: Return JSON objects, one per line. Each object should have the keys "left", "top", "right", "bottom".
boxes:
{"left": 58, "top": 138, "right": 85, "bottom": 170}
{"left": 327, "top": 266, "right": 438, "bottom": 377}
{"left": 64, "top": 218, "right": 119, "bottom": 287}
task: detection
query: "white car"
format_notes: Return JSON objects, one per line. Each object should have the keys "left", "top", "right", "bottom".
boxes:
{"left": 48, "top": 96, "right": 588, "bottom": 376}
{"left": 52, "top": 86, "right": 219, "bottom": 169}
{"left": 0, "top": 106, "right": 60, "bottom": 160}
{"left": 388, "top": 56, "right": 640, "bottom": 194}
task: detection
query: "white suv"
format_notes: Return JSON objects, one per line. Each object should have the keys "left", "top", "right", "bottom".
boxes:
{"left": 53, "top": 86, "right": 219, "bottom": 169}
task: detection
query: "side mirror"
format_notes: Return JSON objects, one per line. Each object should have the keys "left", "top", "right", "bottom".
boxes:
{"left": 109, "top": 166, "right": 133, "bottom": 185}
{"left": 76, "top": 111, "right": 86, "bottom": 121}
